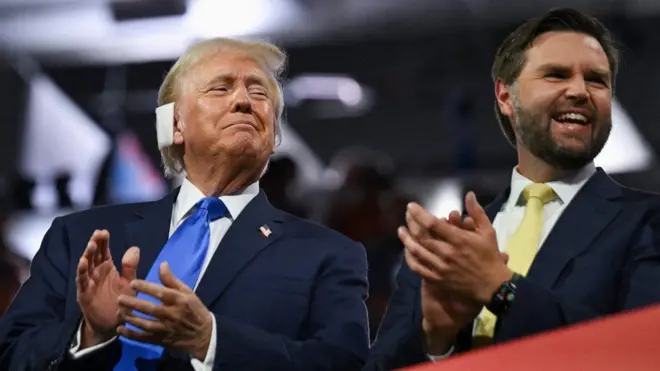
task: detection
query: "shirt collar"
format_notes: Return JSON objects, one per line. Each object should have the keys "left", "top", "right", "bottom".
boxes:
{"left": 504, "top": 162, "right": 597, "bottom": 210}
{"left": 173, "top": 178, "right": 260, "bottom": 224}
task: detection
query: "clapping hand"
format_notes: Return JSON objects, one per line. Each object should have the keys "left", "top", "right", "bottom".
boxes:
{"left": 400, "top": 192, "right": 512, "bottom": 305}
{"left": 400, "top": 193, "right": 512, "bottom": 353}
{"left": 117, "top": 262, "right": 213, "bottom": 361}
{"left": 405, "top": 208, "right": 484, "bottom": 353}
{"left": 76, "top": 229, "right": 139, "bottom": 348}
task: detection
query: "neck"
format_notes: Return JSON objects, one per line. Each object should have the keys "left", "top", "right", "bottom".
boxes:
{"left": 516, "top": 147, "right": 572, "bottom": 183}
{"left": 183, "top": 155, "right": 262, "bottom": 197}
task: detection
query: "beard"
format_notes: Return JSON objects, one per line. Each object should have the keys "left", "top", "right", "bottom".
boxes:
{"left": 511, "top": 94, "right": 611, "bottom": 170}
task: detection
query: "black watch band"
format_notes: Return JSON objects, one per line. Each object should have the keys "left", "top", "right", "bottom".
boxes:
{"left": 486, "top": 273, "right": 523, "bottom": 317}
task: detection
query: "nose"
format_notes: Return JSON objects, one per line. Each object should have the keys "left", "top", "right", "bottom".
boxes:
{"left": 565, "top": 76, "right": 589, "bottom": 104}
{"left": 230, "top": 87, "right": 252, "bottom": 114}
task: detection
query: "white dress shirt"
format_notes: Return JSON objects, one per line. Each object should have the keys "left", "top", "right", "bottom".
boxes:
{"left": 69, "top": 179, "right": 259, "bottom": 371}
{"left": 429, "top": 163, "right": 597, "bottom": 361}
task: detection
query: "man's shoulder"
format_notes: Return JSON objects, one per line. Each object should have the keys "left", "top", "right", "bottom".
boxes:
{"left": 613, "top": 183, "right": 660, "bottom": 209}
{"left": 603, "top": 182, "right": 660, "bottom": 234}
{"left": 279, "top": 211, "right": 361, "bottom": 248}
{"left": 621, "top": 188, "right": 660, "bottom": 222}
{"left": 592, "top": 170, "right": 659, "bottom": 207}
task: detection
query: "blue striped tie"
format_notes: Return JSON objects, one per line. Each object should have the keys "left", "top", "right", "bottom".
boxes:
{"left": 115, "top": 197, "right": 229, "bottom": 370}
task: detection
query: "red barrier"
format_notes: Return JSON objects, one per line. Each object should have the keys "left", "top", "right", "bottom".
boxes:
{"left": 400, "top": 305, "right": 660, "bottom": 371}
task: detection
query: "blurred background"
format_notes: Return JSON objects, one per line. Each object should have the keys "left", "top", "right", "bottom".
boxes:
{"left": 1, "top": 0, "right": 659, "bottom": 338}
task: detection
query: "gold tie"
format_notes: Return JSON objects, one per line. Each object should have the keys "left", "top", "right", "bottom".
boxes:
{"left": 473, "top": 183, "right": 556, "bottom": 347}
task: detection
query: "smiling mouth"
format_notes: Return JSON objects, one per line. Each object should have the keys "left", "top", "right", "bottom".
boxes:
{"left": 552, "top": 112, "right": 590, "bottom": 126}
{"left": 227, "top": 122, "right": 257, "bottom": 130}
{"left": 549, "top": 112, "right": 594, "bottom": 139}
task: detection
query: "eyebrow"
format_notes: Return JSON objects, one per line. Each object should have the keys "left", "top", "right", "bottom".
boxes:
{"left": 586, "top": 68, "right": 611, "bottom": 81}
{"left": 204, "top": 72, "right": 271, "bottom": 89}
{"left": 537, "top": 63, "right": 611, "bottom": 80}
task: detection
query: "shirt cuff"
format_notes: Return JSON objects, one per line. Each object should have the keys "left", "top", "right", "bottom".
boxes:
{"left": 427, "top": 344, "right": 455, "bottom": 361}
{"left": 191, "top": 313, "right": 217, "bottom": 371}
{"left": 69, "top": 320, "right": 117, "bottom": 359}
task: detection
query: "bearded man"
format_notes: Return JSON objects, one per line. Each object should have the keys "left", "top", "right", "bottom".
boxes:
{"left": 365, "top": 8, "right": 660, "bottom": 370}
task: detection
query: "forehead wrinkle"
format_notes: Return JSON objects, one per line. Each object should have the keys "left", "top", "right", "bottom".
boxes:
{"left": 208, "top": 69, "right": 269, "bottom": 82}
{"left": 203, "top": 72, "right": 236, "bottom": 88}
{"left": 524, "top": 43, "right": 609, "bottom": 76}
{"left": 195, "top": 60, "right": 275, "bottom": 93}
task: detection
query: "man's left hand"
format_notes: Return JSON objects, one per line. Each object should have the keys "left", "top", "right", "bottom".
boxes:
{"left": 401, "top": 191, "right": 513, "bottom": 304}
{"left": 117, "top": 262, "right": 213, "bottom": 360}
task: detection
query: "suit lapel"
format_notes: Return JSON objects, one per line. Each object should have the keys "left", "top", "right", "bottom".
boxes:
{"left": 125, "top": 189, "right": 178, "bottom": 280}
{"left": 485, "top": 189, "right": 509, "bottom": 223}
{"left": 526, "top": 168, "right": 622, "bottom": 289}
{"left": 195, "top": 191, "right": 285, "bottom": 308}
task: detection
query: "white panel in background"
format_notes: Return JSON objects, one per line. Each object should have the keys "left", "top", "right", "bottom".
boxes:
{"left": 273, "top": 120, "right": 328, "bottom": 188}
{"left": 9, "top": 73, "right": 111, "bottom": 260}
{"left": 425, "top": 178, "right": 464, "bottom": 218}
{"left": 20, "top": 74, "right": 111, "bottom": 211}
{"left": 594, "top": 99, "right": 653, "bottom": 173}
{"left": 4, "top": 211, "right": 68, "bottom": 261}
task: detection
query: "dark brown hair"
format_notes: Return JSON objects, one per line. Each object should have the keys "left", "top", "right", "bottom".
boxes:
{"left": 492, "top": 8, "right": 620, "bottom": 146}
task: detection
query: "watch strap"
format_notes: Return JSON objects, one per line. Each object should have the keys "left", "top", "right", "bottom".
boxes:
{"left": 486, "top": 273, "right": 523, "bottom": 316}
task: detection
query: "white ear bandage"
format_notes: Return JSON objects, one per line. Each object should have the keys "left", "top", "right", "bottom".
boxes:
{"left": 155, "top": 102, "right": 175, "bottom": 149}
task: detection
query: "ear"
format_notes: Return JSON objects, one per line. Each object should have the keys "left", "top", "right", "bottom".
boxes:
{"left": 173, "top": 107, "right": 184, "bottom": 145}
{"left": 495, "top": 79, "right": 514, "bottom": 118}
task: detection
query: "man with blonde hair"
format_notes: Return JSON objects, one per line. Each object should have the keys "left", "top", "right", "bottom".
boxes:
{"left": 0, "top": 37, "right": 370, "bottom": 371}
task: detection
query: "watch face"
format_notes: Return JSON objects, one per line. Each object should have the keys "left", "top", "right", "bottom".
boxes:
{"left": 488, "top": 280, "right": 517, "bottom": 316}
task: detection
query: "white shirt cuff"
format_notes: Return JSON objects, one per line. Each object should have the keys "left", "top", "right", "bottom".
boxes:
{"left": 69, "top": 320, "right": 116, "bottom": 359}
{"left": 69, "top": 315, "right": 216, "bottom": 368}
{"left": 191, "top": 313, "right": 217, "bottom": 371}
{"left": 427, "top": 344, "right": 455, "bottom": 362}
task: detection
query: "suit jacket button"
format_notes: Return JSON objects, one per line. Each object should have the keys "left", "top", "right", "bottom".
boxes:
{"left": 48, "top": 357, "right": 61, "bottom": 370}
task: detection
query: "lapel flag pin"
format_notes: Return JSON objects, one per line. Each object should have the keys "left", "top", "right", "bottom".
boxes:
{"left": 259, "top": 224, "right": 272, "bottom": 238}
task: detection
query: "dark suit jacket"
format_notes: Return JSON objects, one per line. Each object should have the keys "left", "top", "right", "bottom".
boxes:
{"left": 364, "top": 168, "right": 660, "bottom": 370}
{"left": 0, "top": 189, "right": 370, "bottom": 371}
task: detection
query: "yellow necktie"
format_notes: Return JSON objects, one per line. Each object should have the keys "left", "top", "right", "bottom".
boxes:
{"left": 473, "top": 183, "right": 556, "bottom": 347}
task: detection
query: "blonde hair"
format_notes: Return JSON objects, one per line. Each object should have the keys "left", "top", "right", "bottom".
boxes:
{"left": 157, "top": 37, "right": 287, "bottom": 177}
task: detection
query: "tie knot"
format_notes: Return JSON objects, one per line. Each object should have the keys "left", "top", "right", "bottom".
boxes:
{"left": 197, "top": 197, "right": 230, "bottom": 221}
{"left": 523, "top": 183, "right": 556, "bottom": 205}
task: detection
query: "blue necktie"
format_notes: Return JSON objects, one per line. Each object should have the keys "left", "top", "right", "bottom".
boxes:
{"left": 115, "top": 197, "right": 229, "bottom": 370}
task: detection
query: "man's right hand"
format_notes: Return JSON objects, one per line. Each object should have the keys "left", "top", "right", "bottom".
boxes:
{"left": 417, "top": 210, "right": 507, "bottom": 355}
{"left": 75, "top": 229, "right": 140, "bottom": 349}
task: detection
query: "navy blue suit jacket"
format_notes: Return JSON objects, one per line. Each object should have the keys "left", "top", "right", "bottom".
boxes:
{"left": 0, "top": 189, "right": 370, "bottom": 371}
{"left": 365, "top": 169, "right": 660, "bottom": 370}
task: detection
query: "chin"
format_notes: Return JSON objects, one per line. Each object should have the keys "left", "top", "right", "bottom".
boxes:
{"left": 557, "top": 142, "right": 591, "bottom": 155}
{"left": 551, "top": 132, "right": 591, "bottom": 150}
{"left": 544, "top": 146, "right": 595, "bottom": 170}
{"left": 225, "top": 143, "right": 259, "bottom": 158}
{"left": 221, "top": 130, "right": 255, "bottom": 147}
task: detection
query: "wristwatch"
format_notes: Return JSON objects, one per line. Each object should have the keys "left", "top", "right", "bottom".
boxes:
{"left": 486, "top": 273, "right": 523, "bottom": 317}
